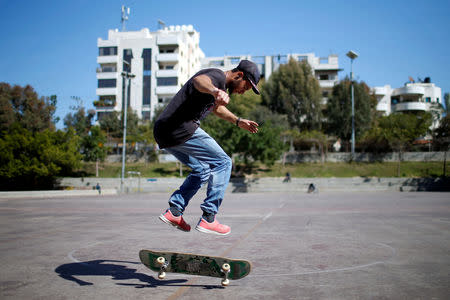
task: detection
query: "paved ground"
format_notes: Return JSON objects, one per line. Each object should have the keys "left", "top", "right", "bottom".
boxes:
{"left": 0, "top": 191, "right": 449, "bottom": 299}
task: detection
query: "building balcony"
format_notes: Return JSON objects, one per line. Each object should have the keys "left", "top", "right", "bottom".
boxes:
{"left": 318, "top": 80, "right": 337, "bottom": 89}
{"left": 393, "top": 102, "right": 428, "bottom": 112}
{"left": 156, "top": 85, "right": 179, "bottom": 94}
{"left": 93, "top": 100, "right": 116, "bottom": 108}
{"left": 373, "top": 86, "right": 389, "bottom": 96}
{"left": 376, "top": 102, "right": 390, "bottom": 112}
{"left": 392, "top": 85, "right": 425, "bottom": 96}
{"left": 157, "top": 35, "right": 181, "bottom": 45}
{"left": 157, "top": 53, "right": 181, "bottom": 62}
{"left": 96, "top": 87, "right": 118, "bottom": 95}
{"left": 96, "top": 72, "right": 118, "bottom": 79}
{"left": 97, "top": 55, "right": 118, "bottom": 64}
{"left": 156, "top": 69, "right": 179, "bottom": 77}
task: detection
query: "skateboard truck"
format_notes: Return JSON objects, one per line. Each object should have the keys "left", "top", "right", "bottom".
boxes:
{"left": 221, "top": 263, "right": 230, "bottom": 286}
{"left": 156, "top": 256, "right": 168, "bottom": 279}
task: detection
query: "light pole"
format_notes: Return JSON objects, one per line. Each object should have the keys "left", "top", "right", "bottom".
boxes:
{"left": 346, "top": 50, "right": 358, "bottom": 160}
{"left": 120, "top": 61, "right": 135, "bottom": 193}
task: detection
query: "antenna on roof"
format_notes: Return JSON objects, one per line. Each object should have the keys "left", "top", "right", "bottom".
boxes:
{"left": 158, "top": 19, "right": 166, "bottom": 30}
{"left": 121, "top": 5, "right": 130, "bottom": 31}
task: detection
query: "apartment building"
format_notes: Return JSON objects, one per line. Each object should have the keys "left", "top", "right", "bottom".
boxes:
{"left": 373, "top": 78, "right": 442, "bottom": 127}
{"left": 201, "top": 53, "right": 340, "bottom": 104}
{"left": 95, "top": 25, "right": 205, "bottom": 122}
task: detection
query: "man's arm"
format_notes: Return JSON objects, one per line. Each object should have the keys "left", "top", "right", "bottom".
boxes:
{"left": 192, "top": 74, "right": 229, "bottom": 106}
{"left": 213, "top": 105, "right": 259, "bottom": 134}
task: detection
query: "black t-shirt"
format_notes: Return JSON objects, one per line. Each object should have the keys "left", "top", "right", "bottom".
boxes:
{"left": 153, "top": 68, "right": 226, "bottom": 148}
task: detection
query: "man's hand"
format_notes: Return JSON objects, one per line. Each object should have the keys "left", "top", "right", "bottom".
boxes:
{"left": 237, "top": 118, "right": 259, "bottom": 133}
{"left": 212, "top": 88, "right": 229, "bottom": 106}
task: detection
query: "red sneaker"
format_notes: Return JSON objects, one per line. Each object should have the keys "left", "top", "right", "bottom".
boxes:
{"left": 159, "top": 210, "right": 191, "bottom": 232}
{"left": 195, "top": 217, "right": 231, "bottom": 236}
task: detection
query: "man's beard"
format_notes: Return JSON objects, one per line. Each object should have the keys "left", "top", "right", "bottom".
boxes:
{"left": 227, "top": 80, "right": 238, "bottom": 95}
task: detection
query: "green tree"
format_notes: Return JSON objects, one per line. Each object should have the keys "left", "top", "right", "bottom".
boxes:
{"left": 0, "top": 83, "right": 57, "bottom": 133}
{"left": 325, "top": 77, "right": 377, "bottom": 142}
{"left": 298, "top": 130, "right": 329, "bottom": 163}
{"left": 99, "top": 111, "right": 121, "bottom": 139}
{"left": 261, "top": 58, "right": 322, "bottom": 131}
{"left": 202, "top": 90, "right": 287, "bottom": 170}
{"left": 0, "top": 83, "right": 81, "bottom": 189}
{"left": 0, "top": 125, "right": 81, "bottom": 190}
{"left": 64, "top": 103, "right": 107, "bottom": 165}
{"left": 433, "top": 114, "right": 450, "bottom": 177}
{"left": 361, "top": 112, "right": 432, "bottom": 176}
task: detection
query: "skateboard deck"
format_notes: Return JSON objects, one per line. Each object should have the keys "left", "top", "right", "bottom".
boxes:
{"left": 139, "top": 249, "right": 251, "bottom": 286}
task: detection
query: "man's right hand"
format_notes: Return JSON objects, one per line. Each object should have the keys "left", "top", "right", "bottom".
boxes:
{"left": 213, "top": 88, "right": 229, "bottom": 106}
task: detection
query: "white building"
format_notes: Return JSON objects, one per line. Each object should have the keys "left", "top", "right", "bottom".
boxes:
{"left": 373, "top": 79, "right": 442, "bottom": 128}
{"left": 201, "top": 53, "right": 340, "bottom": 103}
{"left": 95, "top": 25, "right": 205, "bottom": 121}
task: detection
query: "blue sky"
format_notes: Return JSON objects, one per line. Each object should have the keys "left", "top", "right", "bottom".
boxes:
{"left": 1, "top": 0, "right": 449, "bottom": 128}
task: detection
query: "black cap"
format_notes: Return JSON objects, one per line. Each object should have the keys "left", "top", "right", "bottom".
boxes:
{"left": 236, "top": 60, "right": 260, "bottom": 95}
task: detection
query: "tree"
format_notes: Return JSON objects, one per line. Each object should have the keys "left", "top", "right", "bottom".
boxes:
{"left": 64, "top": 102, "right": 107, "bottom": 168}
{"left": 99, "top": 111, "right": 121, "bottom": 140}
{"left": 361, "top": 112, "right": 432, "bottom": 176}
{"left": 325, "top": 77, "right": 377, "bottom": 143}
{"left": 298, "top": 130, "right": 329, "bottom": 163}
{"left": 261, "top": 58, "right": 322, "bottom": 131}
{"left": 433, "top": 114, "right": 450, "bottom": 177}
{"left": 0, "top": 125, "right": 81, "bottom": 190}
{"left": 201, "top": 89, "right": 287, "bottom": 170}
{"left": 0, "top": 83, "right": 81, "bottom": 189}
{"left": 0, "top": 83, "right": 57, "bottom": 134}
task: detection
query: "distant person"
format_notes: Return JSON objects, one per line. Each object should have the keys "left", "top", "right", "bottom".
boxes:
{"left": 283, "top": 172, "right": 291, "bottom": 183}
{"left": 333, "top": 138, "right": 341, "bottom": 152}
{"left": 95, "top": 183, "right": 101, "bottom": 195}
{"left": 154, "top": 60, "right": 261, "bottom": 236}
{"left": 308, "top": 183, "right": 317, "bottom": 193}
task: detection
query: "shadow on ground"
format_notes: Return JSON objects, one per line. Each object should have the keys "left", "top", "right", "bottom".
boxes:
{"left": 55, "top": 260, "right": 224, "bottom": 289}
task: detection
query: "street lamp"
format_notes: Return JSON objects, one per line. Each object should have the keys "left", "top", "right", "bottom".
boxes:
{"left": 120, "top": 60, "right": 135, "bottom": 193}
{"left": 346, "top": 50, "right": 358, "bottom": 160}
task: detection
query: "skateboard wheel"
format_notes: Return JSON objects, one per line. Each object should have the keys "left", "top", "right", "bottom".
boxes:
{"left": 157, "top": 256, "right": 165, "bottom": 265}
{"left": 158, "top": 272, "right": 166, "bottom": 279}
{"left": 221, "top": 278, "right": 230, "bottom": 286}
{"left": 222, "top": 263, "right": 230, "bottom": 272}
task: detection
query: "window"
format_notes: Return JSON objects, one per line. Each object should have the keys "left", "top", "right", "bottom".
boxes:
{"left": 142, "top": 111, "right": 150, "bottom": 121}
{"left": 99, "top": 47, "right": 118, "bottom": 56}
{"left": 210, "top": 60, "right": 224, "bottom": 67}
{"left": 297, "top": 56, "right": 308, "bottom": 62}
{"left": 100, "top": 64, "right": 117, "bottom": 72}
{"left": 123, "top": 49, "right": 133, "bottom": 72}
{"left": 159, "top": 46, "right": 177, "bottom": 53}
{"left": 143, "top": 76, "right": 151, "bottom": 105}
{"left": 157, "top": 77, "right": 178, "bottom": 86}
{"left": 98, "top": 79, "right": 116, "bottom": 88}
{"left": 425, "top": 97, "right": 431, "bottom": 103}
{"left": 142, "top": 49, "right": 152, "bottom": 71}
{"left": 319, "top": 74, "right": 329, "bottom": 80}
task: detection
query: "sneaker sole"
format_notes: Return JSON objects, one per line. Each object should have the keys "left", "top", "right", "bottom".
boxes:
{"left": 159, "top": 214, "right": 190, "bottom": 232}
{"left": 195, "top": 225, "right": 231, "bottom": 236}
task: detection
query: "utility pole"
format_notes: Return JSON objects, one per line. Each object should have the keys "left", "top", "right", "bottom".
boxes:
{"left": 346, "top": 50, "right": 359, "bottom": 160}
{"left": 120, "top": 60, "right": 135, "bottom": 193}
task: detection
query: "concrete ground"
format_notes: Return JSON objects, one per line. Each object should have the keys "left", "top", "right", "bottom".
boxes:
{"left": 0, "top": 191, "right": 449, "bottom": 299}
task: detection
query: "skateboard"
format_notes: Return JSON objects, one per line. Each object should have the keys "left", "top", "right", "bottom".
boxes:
{"left": 139, "top": 249, "right": 251, "bottom": 286}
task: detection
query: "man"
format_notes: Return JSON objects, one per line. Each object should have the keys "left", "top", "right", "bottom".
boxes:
{"left": 154, "top": 60, "right": 260, "bottom": 236}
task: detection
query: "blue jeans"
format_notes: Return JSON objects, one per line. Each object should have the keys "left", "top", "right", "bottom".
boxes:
{"left": 165, "top": 128, "right": 232, "bottom": 215}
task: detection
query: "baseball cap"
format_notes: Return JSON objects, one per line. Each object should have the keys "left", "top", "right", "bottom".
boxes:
{"left": 236, "top": 60, "right": 260, "bottom": 95}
